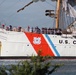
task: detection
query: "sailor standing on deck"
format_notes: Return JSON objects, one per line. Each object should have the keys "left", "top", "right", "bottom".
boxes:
{"left": 2, "top": 24, "right": 5, "bottom": 29}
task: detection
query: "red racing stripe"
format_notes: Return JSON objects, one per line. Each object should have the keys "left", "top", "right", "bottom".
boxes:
{"left": 25, "top": 32, "right": 54, "bottom": 56}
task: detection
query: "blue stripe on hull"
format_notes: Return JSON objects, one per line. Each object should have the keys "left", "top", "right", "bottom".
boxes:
{"left": 45, "top": 34, "right": 60, "bottom": 56}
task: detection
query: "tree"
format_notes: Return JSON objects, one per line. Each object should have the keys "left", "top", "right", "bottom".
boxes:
{"left": 0, "top": 51, "right": 62, "bottom": 75}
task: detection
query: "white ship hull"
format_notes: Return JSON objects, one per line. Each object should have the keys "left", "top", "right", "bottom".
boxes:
{"left": 0, "top": 29, "right": 76, "bottom": 57}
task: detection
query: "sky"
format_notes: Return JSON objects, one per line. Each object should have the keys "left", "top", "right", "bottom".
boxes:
{"left": 0, "top": 0, "right": 56, "bottom": 29}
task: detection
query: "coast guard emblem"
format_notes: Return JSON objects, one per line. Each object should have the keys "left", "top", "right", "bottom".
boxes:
{"left": 33, "top": 37, "right": 41, "bottom": 45}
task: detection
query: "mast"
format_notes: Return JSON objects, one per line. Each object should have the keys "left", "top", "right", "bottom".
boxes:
{"left": 56, "top": 0, "right": 61, "bottom": 29}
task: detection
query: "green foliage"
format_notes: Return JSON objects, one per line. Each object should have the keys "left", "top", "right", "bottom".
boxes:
{"left": 0, "top": 66, "right": 7, "bottom": 75}
{"left": 0, "top": 53, "right": 62, "bottom": 75}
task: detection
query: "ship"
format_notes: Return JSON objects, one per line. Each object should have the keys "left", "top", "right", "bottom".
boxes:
{"left": 0, "top": 0, "right": 76, "bottom": 57}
